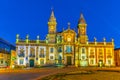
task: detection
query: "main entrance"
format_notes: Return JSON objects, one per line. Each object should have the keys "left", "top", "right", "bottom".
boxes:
{"left": 29, "top": 59, "right": 34, "bottom": 67}
{"left": 67, "top": 56, "right": 72, "bottom": 65}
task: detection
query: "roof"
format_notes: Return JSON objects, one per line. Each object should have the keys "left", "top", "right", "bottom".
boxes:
{"left": 114, "top": 48, "right": 120, "bottom": 50}
{"left": 62, "top": 28, "right": 76, "bottom": 34}
{"left": 78, "top": 13, "right": 86, "bottom": 24}
{"left": 0, "top": 38, "right": 15, "bottom": 48}
{"left": 49, "top": 10, "right": 56, "bottom": 22}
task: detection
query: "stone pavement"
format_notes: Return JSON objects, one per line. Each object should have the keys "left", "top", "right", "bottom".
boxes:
{"left": 0, "top": 67, "right": 120, "bottom": 80}
{"left": 34, "top": 67, "right": 120, "bottom": 80}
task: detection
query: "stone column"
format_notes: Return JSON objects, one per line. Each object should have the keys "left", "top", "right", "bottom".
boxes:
{"left": 35, "top": 46, "right": 38, "bottom": 66}
{"left": 16, "top": 46, "right": 19, "bottom": 65}
{"left": 46, "top": 46, "right": 49, "bottom": 64}
{"left": 26, "top": 46, "right": 28, "bottom": 66}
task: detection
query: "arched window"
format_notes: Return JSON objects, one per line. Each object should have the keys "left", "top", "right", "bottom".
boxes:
{"left": 82, "top": 48, "right": 85, "bottom": 54}
{"left": 66, "top": 46, "right": 72, "bottom": 53}
{"left": 40, "top": 48, "right": 45, "bottom": 58}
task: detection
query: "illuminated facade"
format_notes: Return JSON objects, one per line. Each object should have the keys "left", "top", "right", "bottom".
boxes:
{"left": 16, "top": 10, "right": 115, "bottom": 67}
{"left": 0, "top": 38, "right": 15, "bottom": 67}
{"left": 114, "top": 48, "right": 120, "bottom": 66}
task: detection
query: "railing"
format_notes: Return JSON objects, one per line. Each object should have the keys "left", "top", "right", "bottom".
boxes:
{"left": 106, "top": 42, "right": 112, "bottom": 45}
{"left": 29, "top": 54, "right": 35, "bottom": 57}
{"left": 18, "top": 53, "right": 25, "bottom": 57}
{"left": 29, "top": 40, "right": 36, "bottom": 43}
{"left": 39, "top": 54, "right": 45, "bottom": 58}
{"left": 19, "top": 40, "right": 26, "bottom": 43}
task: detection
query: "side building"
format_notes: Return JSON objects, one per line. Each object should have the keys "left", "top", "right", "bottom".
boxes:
{"left": 16, "top": 10, "right": 115, "bottom": 67}
{"left": 114, "top": 48, "right": 120, "bottom": 66}
{"left": 0, "top": 38, "right": 15, "bottom": 67}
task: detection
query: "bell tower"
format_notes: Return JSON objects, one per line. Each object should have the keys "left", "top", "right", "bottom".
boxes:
{"left": 46, "top": 9, "right": 57, "bottom": 43}
{"left": 78, "top": 13, "right": 88, "bottom": 44}
{"left": 48, "top": 9, "right": 57, "bottom": 34}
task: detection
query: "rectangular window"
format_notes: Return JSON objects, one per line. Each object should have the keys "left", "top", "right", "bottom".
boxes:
{"left": 107, "top": 50, "right": 111, "bottom": 54}
{"left": 1, "top": 54, "right": 3, "bottom": 57}
{"left": 82, "top": 56, "right": 85, "bottom": 60}
{"left": 58, "top": 47, "right": 62, "bottom": 52}
{"left": 108, "top": 60, "right": 111, "bottom": 65}
{"left": 0, "top": 59, "right": 3, "bottom": 64}
{"left": 40, "top": 59, "right": 44, "bottom": 64}
{"left": 50, "top": 48, "right": 54, "bottom": 53}
{"left": 1, "top": 60, "right": 3, "bottom": 64}
{"left": 50, "top": 56, "right": 53, "bottom": 60}
{"left": 40, "top": 48, "right": 45, "bottom": 58}
{"left": 99, "top": 49, "right": 102, "bottom": 55}
{"left": 66, "top": 46, "right": 72, "bottom": 53}
{"left": 90, "top": 60, "right": 94, "bottom": 64}
{"left": 82, "top": 48, "right": 85, "bottom": 53}
{"left": 90, "top": 49, "right": 94, "bottom": 54}
{"left": 19, "top": 59, "right": 24, "bottom": 65}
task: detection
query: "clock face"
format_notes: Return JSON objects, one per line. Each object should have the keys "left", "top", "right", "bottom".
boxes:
{"left": 81, "top": 27, "right": 85, "bottom": 34}
{"left": 51, "top": 26, "right": 54, "bottom": 30}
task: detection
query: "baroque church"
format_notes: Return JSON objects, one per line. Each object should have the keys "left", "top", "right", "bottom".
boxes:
{"left": 16, "top": 10, "right": 115, "bottom": 67}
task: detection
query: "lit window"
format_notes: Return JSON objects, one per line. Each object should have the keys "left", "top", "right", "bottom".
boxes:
{"left": 90, "top": 49, "right": 94, "bottom": 54}
{"left": 30, "top": 47, "right": 35, "bottom": 57}
{"left": 90, "top": 60, "right": 94, "bottom": 64}
{"left": 108, "top": 60, "right": 111, "bottom": 64}
{"left": 67, "top": 38, "right": 71, "bottom": 42}
{"left": 0, "top": 60, "right": 3, "bottom": 64}
{"left": 19, "top": 48, "right": 25, "bottom": 57}
{"left": 58, "top": 55, "right": 62, "bottom": 60}
{"left": 50, "top": 56, "right": 53, "bottom": 60}
{"left": 107, "top": 50, "right": 111, "bottom": 54}
{"left": 1, "top": 54, "right": 3, "bottom": 57}
{"left": 67, "top": 35, "right": 71, "bottom": 42}
{"left": 58, "top": 47, "right": 62, "bottom": 52}
{"left": 50, "top": 48, "right": 54, "bottom": 53}
{"left": 82, "top": 56, "right": 85, "bottom": 60}
{"left": 99, "top": 49, "right": 102, "bottom": 55}
{"left": 40, "top": 59, "right": 44, "bottom": 64}
{"left": 66, "top": 46, "right": 72, "bottom": 53}
{"left": 19, "top": 59, "right": 24, "bottom": 64}
{"left": 82, "top": 48, "right": 85, "bottom": 53}
{"left": 40, "top": 48, "right": 45, "bottom": 58}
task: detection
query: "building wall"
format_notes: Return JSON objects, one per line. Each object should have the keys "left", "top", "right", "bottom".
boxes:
{"left": 16, "top": 43, "right": 115, "bottom": 67}
{"left": 0, "top": 38, "right": 15, "bottom": 67}
{"left": 0, "top": 53, "right": 10, "bottom": 67}
{"left": 15, "top": 10, "right": 115, "bottom": 67}
{"left": 114, "top": 49, "right": 120, "bottom": 66}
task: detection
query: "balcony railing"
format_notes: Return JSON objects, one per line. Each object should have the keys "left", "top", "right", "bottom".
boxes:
{"left": 29, "top": 54, "right": 35, "bottom": 57}
{"left": 39, "top": 54, "right": 45, "bottom": 58}
{"left": 18, "top": 53, "right": 25, "bottom": 57}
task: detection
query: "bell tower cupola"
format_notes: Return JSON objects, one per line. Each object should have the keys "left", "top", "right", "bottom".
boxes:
{"left": 78, "top": 13, "right": 88, "bottom": 44}
{"left": 48, "top": 9, "right": 57, "bottom": 34}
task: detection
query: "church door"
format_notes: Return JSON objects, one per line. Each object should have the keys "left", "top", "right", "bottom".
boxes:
{"left": 67, "top": 56, "right": 72, "bottom": 65}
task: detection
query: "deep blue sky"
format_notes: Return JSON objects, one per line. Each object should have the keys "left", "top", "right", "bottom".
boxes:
{"left": 0, "top": 0, "right": 120, "bottom": 48}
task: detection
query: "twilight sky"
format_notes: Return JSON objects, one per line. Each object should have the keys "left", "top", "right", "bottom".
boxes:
{"left": 0, "top": 0, "right": 120, "bottom": 48}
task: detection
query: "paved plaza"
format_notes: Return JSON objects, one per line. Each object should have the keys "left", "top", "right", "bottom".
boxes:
{"left": 0, "top": 67, "right": 120, "bottom": 80}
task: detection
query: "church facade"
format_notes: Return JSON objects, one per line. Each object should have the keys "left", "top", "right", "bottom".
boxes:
{"left": 16, "top": 10, "right": 115, "bottom": 67}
